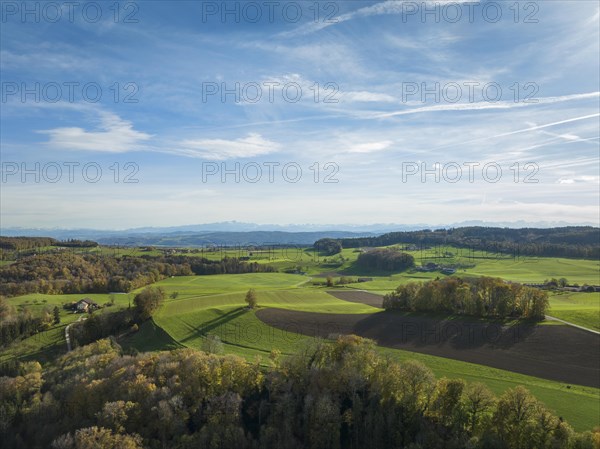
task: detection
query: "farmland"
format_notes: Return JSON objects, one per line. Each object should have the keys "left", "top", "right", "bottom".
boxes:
{"left": 2, "top": 244, "right": 599, "bottom": 432}
{"left": 120, "top": 272, "right": 599, "bottom": 431}
{"left": 547, "top": 291, "right": 600, "bottom": 331}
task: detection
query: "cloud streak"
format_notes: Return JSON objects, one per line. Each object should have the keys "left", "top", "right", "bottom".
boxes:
{"left": 369, "top": 92, "right": 600, "bottom": 119}
{"left": 39, "top": 111, "right": 152, "bottom": 152}
{"left": 174, "top": 133, "right": 281, "bottom": 160}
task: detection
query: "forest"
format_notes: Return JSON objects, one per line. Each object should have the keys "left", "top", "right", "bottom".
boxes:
{"left": 356, "top": 248, "right": 415, "bottom": 272}
{"left": 338, "top": 227, "right": 600, "bottom": 259}
{"left": 313, "top": 238, "right": 343, "bottom": 255}
{"left": 0, "top": 237, "right": 58, "bottom": 251}
{"left": 0, "top": 254, "right": 274, "bottom": 298}
{"left": 1, "top": 335, "right": 597, "bottom": 449}
{"left": 383, "top": 277, "right": 549, "bottom": 320}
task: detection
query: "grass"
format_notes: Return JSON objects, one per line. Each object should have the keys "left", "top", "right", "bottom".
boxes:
{"left": 463, "top": 256, "right": 600, "bottom": 285}
{"left": 152, "top": 286, "right": 378, "bottom": 358}
{"left": 0, "top": 323, "right": 69, "bottom": 366}
{"left": 7, "top": 292, "right": 131, "bottom": 313}
{"left": 127, "top": 273, "right": 600, "bottom": 432}
{"left": 120, "top": 319, "right": 183, "bottom": 353}
{"left": 147, "top": 273, "right": 310, "bottom": 296}
{"left": 548, "top": 291, "right": 600, "bottom": 331}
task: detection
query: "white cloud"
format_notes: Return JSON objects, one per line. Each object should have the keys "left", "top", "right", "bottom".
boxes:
{"left": 176, "top": 133, "right": 281, "bottom": 160}
{"left": 558, "top": 176, "right": 600, "bottom": 185}
{"left": 342, "top": 91, "right": 397, "bottom": 103}
{"left": 39, "top": 111, "right": 152, "bottom": 153}
{"left": 347, "top": 140, "right": 394, "bottom": 153}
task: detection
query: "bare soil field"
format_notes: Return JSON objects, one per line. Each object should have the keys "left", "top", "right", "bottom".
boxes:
{"left": 256, "top": 308, "right": 600, "bottom": 388}
{"left": 327, "top": 290, "right": 384, "bottom": 308}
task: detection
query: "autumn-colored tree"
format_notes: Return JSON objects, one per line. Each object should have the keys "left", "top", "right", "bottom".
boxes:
{"left": 52, "top": 426, "right": 144, "bottom": 449}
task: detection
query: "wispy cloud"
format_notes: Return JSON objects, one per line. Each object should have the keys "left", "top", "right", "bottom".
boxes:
{"left": 174, "top": 133, "right": 281, "bottom": 160}
{"left": 38, "top": 110, "right": 152, "bottom": 152}
{"left": 346, "top": 140, "right": 394, "bottom": 153}
{"left": 369, "top": 92, "right": 600, "bottom": 119}
{"left": 280, "top": 0, "right": 473, "bottom": 38}
{"left": 558, "top": 176, "right": 600, "bottom": 185}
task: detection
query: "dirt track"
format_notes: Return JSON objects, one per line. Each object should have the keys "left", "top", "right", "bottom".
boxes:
{"left": 256, "top": 307, "right": 600, "bottom": 388}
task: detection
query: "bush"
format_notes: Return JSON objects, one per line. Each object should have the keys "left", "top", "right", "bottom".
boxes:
{"left": 245, "top": 288, "right": 258, "bottom": 309}
{"left": 133, "top": 287, "right": 166, "bottom": 320}
{"left": 202, "top": 334, "right": 224, "bottom": 354}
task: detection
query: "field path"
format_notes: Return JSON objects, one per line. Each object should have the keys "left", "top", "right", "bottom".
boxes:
{"left": 65, "top": 324, "right": 72, "bottom": 352}
{"left": 65, "top": 316, "right": 86, "bottom": 352}
{"left": 545, "top": 315, "right": 600, "bottom": 335}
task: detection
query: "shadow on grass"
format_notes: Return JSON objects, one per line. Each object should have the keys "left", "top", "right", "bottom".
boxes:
{"left": 180, "top": 307, "right": 248, "bottom": 344}
{"left": 120, "top": 319, "right": 183, "bottom": 352}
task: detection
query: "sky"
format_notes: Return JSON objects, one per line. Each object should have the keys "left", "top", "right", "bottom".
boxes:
{"left": 1, "top": 0, "right": 599, "bottom": 229}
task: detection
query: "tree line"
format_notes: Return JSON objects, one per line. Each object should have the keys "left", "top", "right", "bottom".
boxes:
{"left": 383, "top": 277, "right": 549, "bottom": 320}
{"left": 0, "top": 253, "right": 274, "bottom": 298}
{"left": 162, "top": 255, "right": 275, "bottom": 276}
{"left": 337, "top": 226, "right": 600, "bottom": 260}
{"left": 0, "top": 237, "right": 98, "bottom": 252}
{"left": 1, "top": 336, "right": 597, "bottom": 449}
{"left": 0, "top": 237, "right": 57, "bottom": 251}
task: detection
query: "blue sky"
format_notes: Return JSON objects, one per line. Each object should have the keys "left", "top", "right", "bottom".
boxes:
{"left": 1, "top": 0, "right": 599, "bottom": 229}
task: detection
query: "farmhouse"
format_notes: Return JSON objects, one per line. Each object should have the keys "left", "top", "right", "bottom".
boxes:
{"left": 75, "top": 298, "right": 99, "bottom": 313}
{"left": 417, "top": 262, "right": 439, "bottom": 272}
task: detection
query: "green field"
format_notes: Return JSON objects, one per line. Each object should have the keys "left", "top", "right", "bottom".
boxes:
{"left": 548, "top": 291, "right": 600, "bottom": 331}
{"left": 150, "top": 272, "right": 310, "bottom": 296}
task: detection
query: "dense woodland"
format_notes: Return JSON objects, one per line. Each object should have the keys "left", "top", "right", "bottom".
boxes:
{"left": 1, "top": 336, "right": 597, "bottom": 449}
{"left": 357, "top": 248, "right": 415, "bottom": 272}
{"left": 384, "top": 277, "right": 549, "bottom": 320}
{"left": 0, "top": 237, "right": 97, "bottom": 252}
{"left": 0, "top": 237, "right": 57, "bottom": 251}
{"left": 339, "top": 227, "right": 600, "bottom": 259}
{"left": 0, "top": 254, "right": 274, "bottom": 298}
{"left": 314, "top": 238, "right": 343, "bottom": 255}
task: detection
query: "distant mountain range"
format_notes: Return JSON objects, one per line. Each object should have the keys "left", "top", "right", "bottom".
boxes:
{"left": 1, "top": 220, "right": 597, "bottom": 246}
